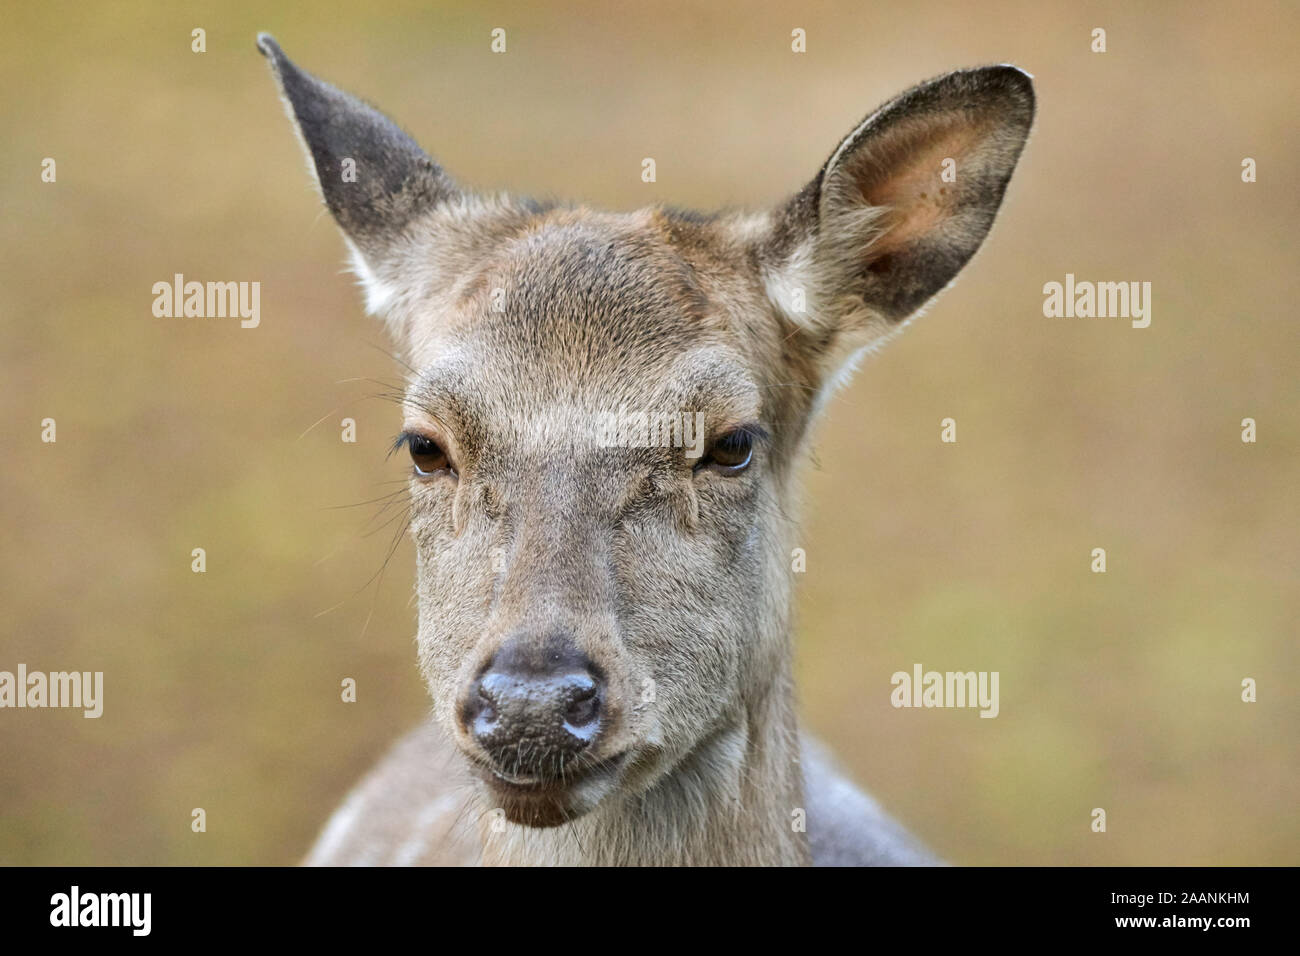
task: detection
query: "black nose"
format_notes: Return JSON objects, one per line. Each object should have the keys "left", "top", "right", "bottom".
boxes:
{"left": 463, "top": 635, "right": 605, "bottom": 774}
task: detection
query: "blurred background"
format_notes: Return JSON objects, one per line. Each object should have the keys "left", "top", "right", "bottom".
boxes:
{"left": 1, "top": 0, "right": 1296, "bottom": 865}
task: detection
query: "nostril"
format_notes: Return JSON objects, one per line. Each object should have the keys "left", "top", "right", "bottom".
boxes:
{"left": 465, "top": 676, "right": 500, "bottom": 742}
{"left": 563, "top": 678, "right": 601, "bottom": 731}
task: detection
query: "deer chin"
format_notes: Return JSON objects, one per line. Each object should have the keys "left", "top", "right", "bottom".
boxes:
{"left": 471, "top": 751, "right": 630, "bottom": 828}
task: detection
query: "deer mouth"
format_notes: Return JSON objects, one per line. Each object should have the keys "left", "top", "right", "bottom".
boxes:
{"left": 472, "top": 751, "right": 629, "bottom": 827}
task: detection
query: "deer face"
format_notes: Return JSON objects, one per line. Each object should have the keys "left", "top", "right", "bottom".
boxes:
{"left": 396, "top": 213, "right": 793, "bottom": 826}
{"left": 260, "top": 34, "right": 1033, "bottom": 827}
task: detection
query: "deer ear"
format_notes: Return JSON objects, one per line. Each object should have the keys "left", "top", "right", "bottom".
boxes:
{"left": 766, "top": 65, "right": 1034, "bottom": 351}
{"left": 256, "top": 34, "right": 457, "bottom": 313}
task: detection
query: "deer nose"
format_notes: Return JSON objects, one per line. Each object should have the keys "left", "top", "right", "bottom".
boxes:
{"left": 462, "top": 636, "right": 605, "bottom": 771}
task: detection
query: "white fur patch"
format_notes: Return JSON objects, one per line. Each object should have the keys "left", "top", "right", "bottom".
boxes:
{"left": 344, "top": 239, "right": 399, "bottom": 316}
{"left": 763, "top": 239, "right": 816, "bottom": 324}
{"left": 304, "top": 784, "right": 369, "bottom": 865}
{"left": 391, "top": 791, "right": 462, "bottom": 866}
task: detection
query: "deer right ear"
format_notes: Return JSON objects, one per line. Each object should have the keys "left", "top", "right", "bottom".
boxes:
{"left": 764, "top": 66, "right": 1034, "bottom": 373}
{"left": 256, "top": 34, "right": 458, "bottom": 314}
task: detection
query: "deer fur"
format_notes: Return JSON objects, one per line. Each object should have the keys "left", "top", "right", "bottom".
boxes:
{"left": 256, "top": 33, "right": 1034, "bottom": 866}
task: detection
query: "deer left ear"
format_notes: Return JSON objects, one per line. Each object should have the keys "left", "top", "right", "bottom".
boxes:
{"left": 766, "top": 65, "right": 1034, "bottom": 345}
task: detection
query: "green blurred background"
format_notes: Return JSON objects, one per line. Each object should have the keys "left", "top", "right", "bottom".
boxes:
{"left": 2, "top": 0, "right": 1296, "bottom": 865}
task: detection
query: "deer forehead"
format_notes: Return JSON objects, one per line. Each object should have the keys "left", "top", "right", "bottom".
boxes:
{"left": 403, "top": 343, "right": 762, "bottom": 455}
{"left": 414, "top": 213, "right": 727, "bottom": 331}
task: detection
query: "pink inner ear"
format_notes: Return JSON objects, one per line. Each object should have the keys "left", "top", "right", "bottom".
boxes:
{"left": 848, "top": 113, "right": 986, "bottom": 257}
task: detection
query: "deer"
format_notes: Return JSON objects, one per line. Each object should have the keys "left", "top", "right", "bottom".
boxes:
{"left": 256, "top": 33, "right": 1033, "bottom": 866}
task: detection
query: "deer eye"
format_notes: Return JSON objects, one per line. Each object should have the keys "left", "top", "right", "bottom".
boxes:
{"left": 400, "top": 433, "right": 454, "bottom": 477}
{"left": 697, "top": 427, "right": 755, "bottom": 474}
